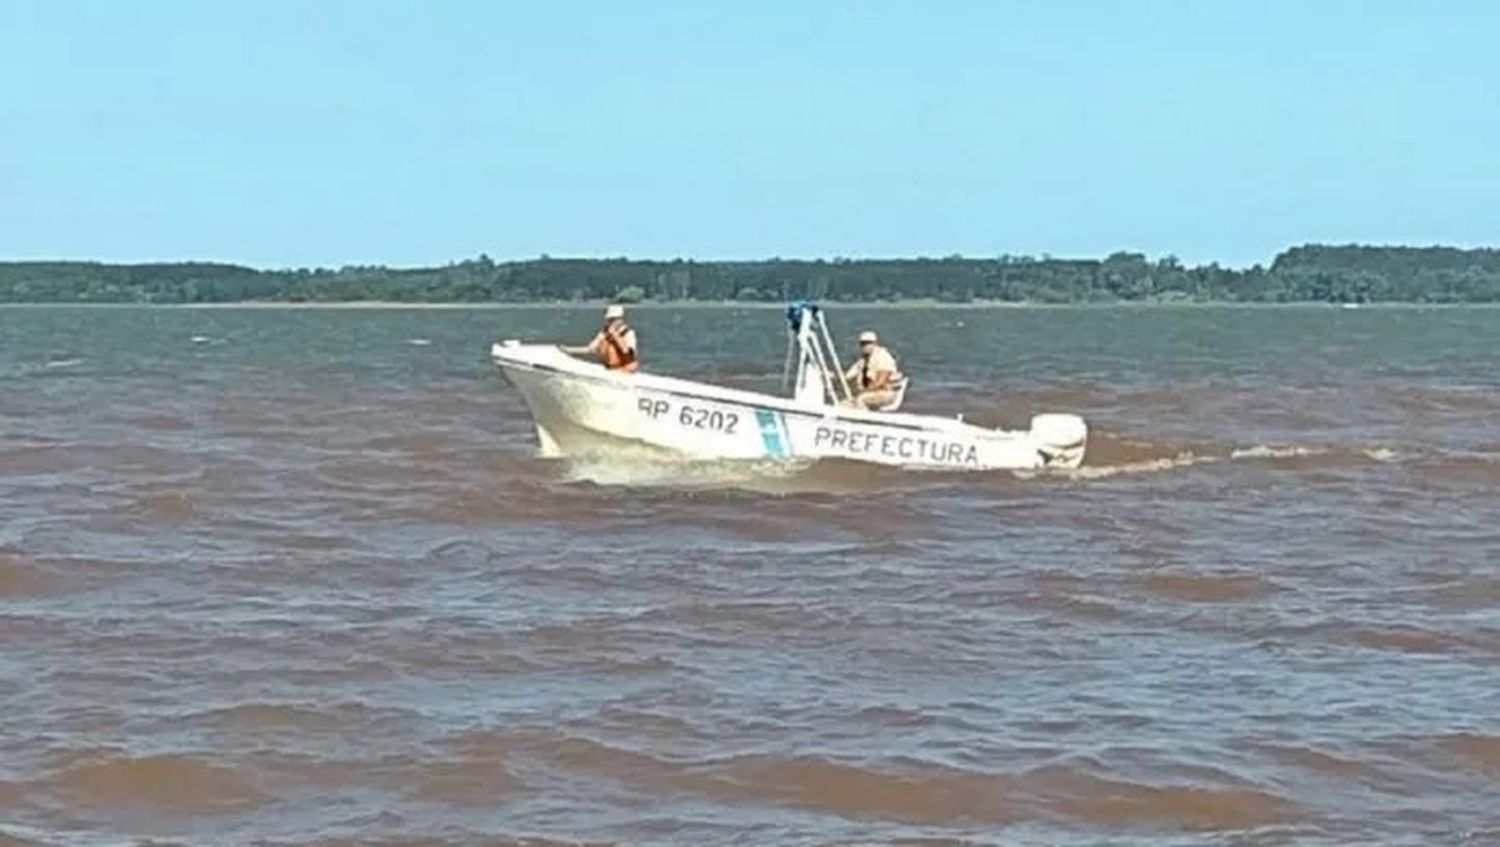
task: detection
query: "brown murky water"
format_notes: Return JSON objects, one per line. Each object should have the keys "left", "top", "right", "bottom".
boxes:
{"left": 1, "top": 304, "right": 1497, "bottom": 846}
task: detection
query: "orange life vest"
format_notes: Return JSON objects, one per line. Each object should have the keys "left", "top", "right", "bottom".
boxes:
{"left": 597, "top": 325, "right": 639, "bottom": 372}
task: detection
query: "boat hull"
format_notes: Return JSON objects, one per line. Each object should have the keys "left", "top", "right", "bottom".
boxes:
{"left": 493, "top": 343, "right": 1086, "bottom": 471}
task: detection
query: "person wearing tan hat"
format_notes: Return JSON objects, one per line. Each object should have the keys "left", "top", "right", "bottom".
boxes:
{"left": 843, "top": 329, "right": 901, "bottom": 409}
{"left": 564, "top": 304, "right": 639, "bottom": 372}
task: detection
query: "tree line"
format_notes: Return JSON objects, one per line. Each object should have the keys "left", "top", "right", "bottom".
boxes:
{"left": 2, "top": 245, "right": 1498, "bottom": 304}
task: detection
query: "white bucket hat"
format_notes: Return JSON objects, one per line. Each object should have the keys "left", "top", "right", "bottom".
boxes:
{"left": 604, "top": 304, "right": 625, "bottom": 320}
{"left": 857, "top": 330, "right": 878, "bottom": 343}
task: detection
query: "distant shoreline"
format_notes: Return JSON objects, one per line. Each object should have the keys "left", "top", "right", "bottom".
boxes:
{"left": 2, "top": 299, "right": 1496, "bottom": 310}
{"left": 5, "top": 246, "right": 1499, "bottom": 304}
{"left": 168, "top": 299, "right": 1038, "bottom": 309}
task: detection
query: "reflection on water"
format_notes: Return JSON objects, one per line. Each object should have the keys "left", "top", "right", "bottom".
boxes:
{"left": 0, "top": 305, "right": 1497, "bottom": 845}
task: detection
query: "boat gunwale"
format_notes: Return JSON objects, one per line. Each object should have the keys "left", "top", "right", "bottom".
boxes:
{"left": 492, "top": 343, "right": 1028, "bottom": 439}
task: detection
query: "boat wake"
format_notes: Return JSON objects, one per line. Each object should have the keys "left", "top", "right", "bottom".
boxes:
{"left": 561, "top": 454, "right": 812, "bottom": 490}
{"left": 1043, "top": 431, "right": 1401, "bottom": 481}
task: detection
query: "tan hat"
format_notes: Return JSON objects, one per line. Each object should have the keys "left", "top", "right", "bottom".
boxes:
{"left": 604, "top": 304, "right": 625, "bottom": 320}
{"left": 857, "top": 330, "right": 878, "bottom": 343}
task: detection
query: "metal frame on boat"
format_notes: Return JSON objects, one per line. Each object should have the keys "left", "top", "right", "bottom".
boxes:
{"left": 491, "top": 303, "right": 1087, "bottom": 471}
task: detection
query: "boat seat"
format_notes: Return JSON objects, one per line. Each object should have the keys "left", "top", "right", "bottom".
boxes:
{"left": 873, "top": 376, "right": 910, "bottom": 412}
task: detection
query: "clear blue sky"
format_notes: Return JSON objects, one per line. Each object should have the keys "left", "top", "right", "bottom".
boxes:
{"left": 3, "top": 0, "right": 1496, "bottom": 268}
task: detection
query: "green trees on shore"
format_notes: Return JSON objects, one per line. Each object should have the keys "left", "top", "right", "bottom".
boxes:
{"left": 2, "top": 245, "right": 1498, "bottom": 304}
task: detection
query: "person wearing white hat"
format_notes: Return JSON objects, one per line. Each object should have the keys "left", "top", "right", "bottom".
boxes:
{"left": 564, "top": 304, "right": 639, "bottom": 372}
{"left": 843, "top": 329, "right": 902, "bottom": 409}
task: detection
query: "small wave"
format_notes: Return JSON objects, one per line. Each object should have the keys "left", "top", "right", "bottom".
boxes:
{"left": 411, "top": 730, "right": 522, "bottom": 805}
{"left": 0, "top": 823, "right": 195, "bottom": 847}
{"left": 1229, "top": 443, "right": 1403, "bottom": 467}
{"left": 190, "top": 335, "right": 212, "bottom": 344}
{"left": 712, "top": 754, "right": 1017, "bottom": 824}
{"left": 56, "top": 752, "right": 264, "bottom": 812}
{"left": 412, "top": 764, "right": 521, "bottom": 806}
{"left": 1055, "top": 452, "right": 1217, "bottom": 480}
{"left": 43, "top": 358, "right": 82, "bottom": 369}
{"left": 290, "top": 836, "right": 602, "bottom": 847}
{"left": 1135, "top": 571, "right": 1272, "bottom": 603}
{"left": 0, "top": 553, "right": 57, "bottom": 597}
{"left": 1259, "top": 619, "right": 1488, "bottom": 657}
{"left": 312, "top": 456, "right": 425, "bottom": 490}
{"left": 1076, "top": 429, "right": 1191, "bottom": 466}
{"left": 703, "top": 755, "right": 1298, "bottom": 831}
{"left": 849, "top": 705, "right": 939, "bottom": 729}
{"left": 127, "top": 491, "right": 198, "bottom": 524}
{"left": 1256, "top": 743, "right": 1392, "bottom": 784}
{"left": 1440, "top": 733, "right": 1500, "bottom": 770}
{"left": 1014, "top": 574, "right": 1128, "bottom": 622}
{"left": 406, "top": 338, "right": 432, "bottom": 346}
{"left": 1422, "top": 576, "right": 1500, "bottom": 611}
{"left": 1230, "top": 445, "right": 1323, "bottom": 460}
{"left": 357, "top": 432, "right": 455, "bottom": 455}
{"left": 218, "top": 725, "right": 1306, "bottom": 834}
{"left": 1350, "top": 624, "right": 1462, "bottom": 655}
{"left": 420, "top": 538, "right": 501, "bottom": 569}
{"left": 1057, "top": 784, "right": 1295, "bottom": 831}
{"left": 1025, "top": 765, "right": 1299, "bottom": 831}
{"left": 1416, "top": 454, "right": 1500, "bottom": 484}
{"left": 0, "top": 778, "right": 27, "bottom": 811}
{"left": 122, "top": 412, "right": 193, "bottom": 431}
{"left": 1074, "top": 441, "right": 1405, "bottom": 476}
{"left": 634, "top": 599, "right": 847, "bottom": 640}
{"left": 195, "top": 702, "right": 349, "bottom": 732}
{"left": 532, "top": 733, "right": 681, "bottom": 787}
{"left": 591, "top": 704, "right": 704, "bottom": 740}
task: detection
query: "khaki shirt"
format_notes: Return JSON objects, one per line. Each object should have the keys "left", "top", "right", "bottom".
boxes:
{"left": 846, "top": 345, "right": 900, "bottom": 389}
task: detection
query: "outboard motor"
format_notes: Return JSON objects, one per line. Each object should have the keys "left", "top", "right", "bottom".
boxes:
{"left": 1030, "top": 413, "right": 1088, "bottom": 468}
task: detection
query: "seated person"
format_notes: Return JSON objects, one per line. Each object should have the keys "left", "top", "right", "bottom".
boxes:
{"left": 844, "top": 330, "right": 902, "bottom": 409}
{"left": 563, "top": 304, "right": 639, "bottom": 372}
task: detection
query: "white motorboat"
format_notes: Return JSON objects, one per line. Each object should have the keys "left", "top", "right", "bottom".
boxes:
{"left": 491, "top": 302, "right": 1087, "bottom": 471}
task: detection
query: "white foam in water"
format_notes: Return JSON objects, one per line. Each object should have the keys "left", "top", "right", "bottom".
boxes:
{"left": 0, "top": 823, "right": 139, "bottom": 847}
{"left": 1230, "top": 445, "right": 1324, "bottom": 460}
{"left": 1051, "top": 452, "right": 1218, "bottom": 481}
{"left": 562, "top": 453, "right": 806, "bottom": 490}
{"left": 191, "top": 335, "right": 211, "bottom": 344}
{"left": 1230, "top": 444, "right": 1402, "bottom": 464}
{"left": 407, "top": 338, "right": 432, "bottom": 346}
{"left": 44, "top": 358, "right": 82, "bottom": 369}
